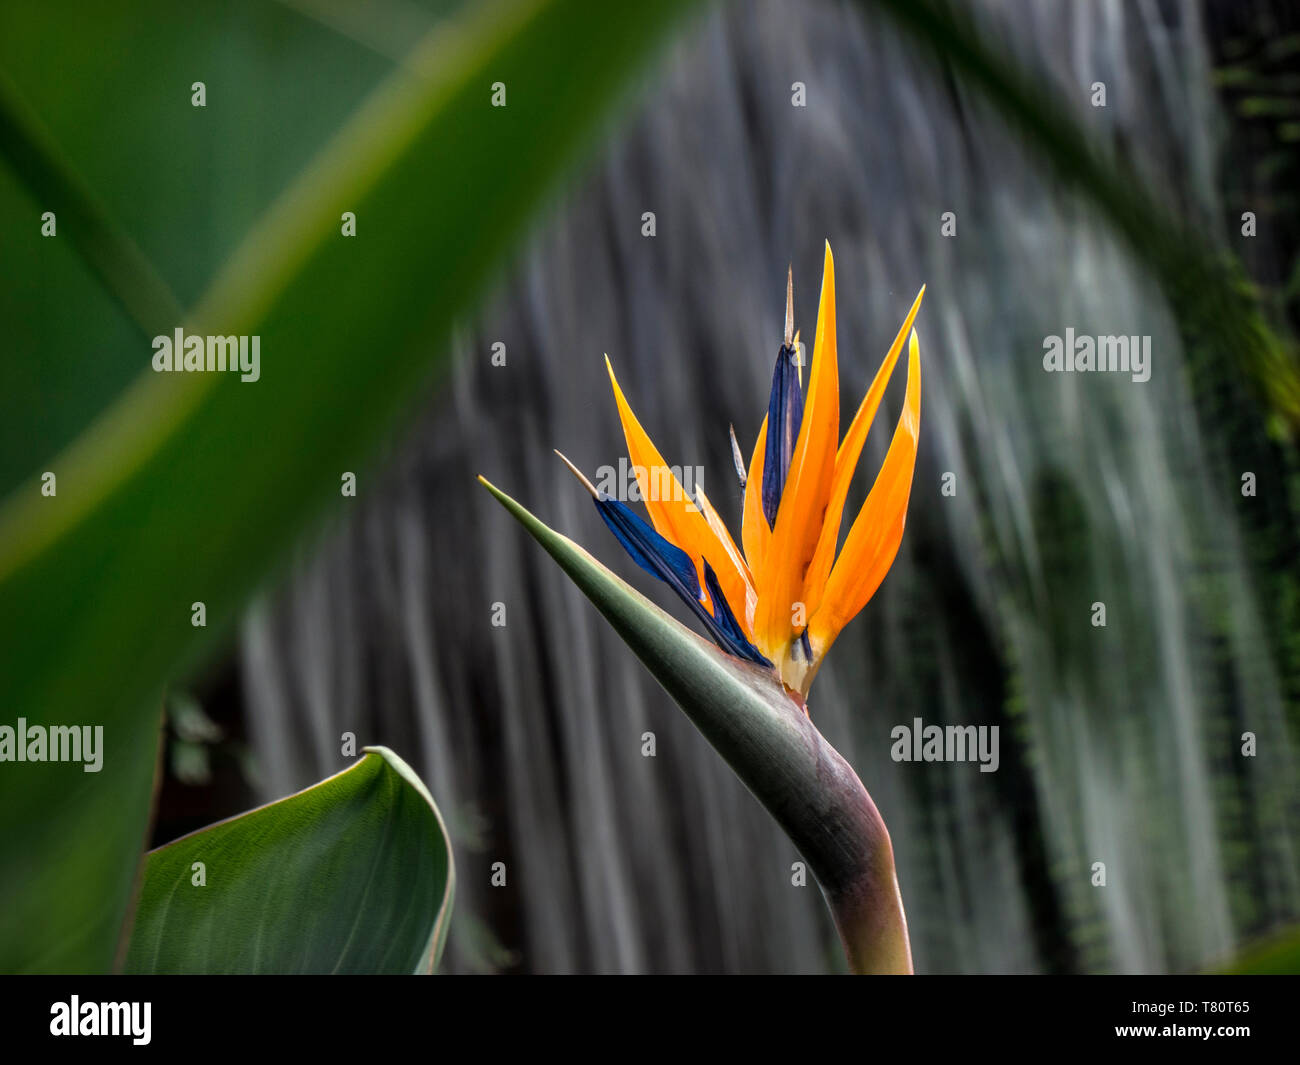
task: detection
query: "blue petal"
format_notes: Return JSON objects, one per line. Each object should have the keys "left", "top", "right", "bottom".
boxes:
{"left": 761, "top": 341, "right": 804, "bottom": 528}
{"left": 594, "top": 497, "right": 701, "bottom": 602}
{"left": 702, "top": 562, "right": 772, "bottom": 667}
{"left": 594, "top": 497, "right": 771, "bottom": 668}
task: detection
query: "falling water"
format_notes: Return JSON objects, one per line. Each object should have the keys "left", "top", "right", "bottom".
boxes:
{"left": 238, "top": 0, "right": 1299, "bottom": 972}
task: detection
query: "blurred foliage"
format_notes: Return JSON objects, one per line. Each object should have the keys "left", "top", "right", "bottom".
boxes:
{"left": 165, "top": 690, "right": 223, "bottom": 786}
{"left": 1214, "top": 13, "right": 1300, "bottom": 333}
{"left": 0, "top": 0, "right": 698, "bottom": 972}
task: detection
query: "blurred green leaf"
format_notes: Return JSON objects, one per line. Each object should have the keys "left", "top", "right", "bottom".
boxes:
{"left": 0, "top": 0, "right": 698, "bottom": 972}
{"left": 0, "top": 64, "right": 183, "bottom": 342}
{"left": 126, "top": 747, "right": 454, "bottom": 974}
{"left": 0, "top": 0, "right": 394, "bottom": 491}
{"left": 479, "top": 477, "right": 912, "bottom": 973}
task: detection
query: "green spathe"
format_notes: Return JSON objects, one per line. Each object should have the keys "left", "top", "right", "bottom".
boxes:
{"left": 0, "top": 718, "right": 103, "bottom": 772}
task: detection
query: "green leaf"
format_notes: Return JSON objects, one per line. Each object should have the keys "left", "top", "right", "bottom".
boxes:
{"left": 0, "top": 0, "right": 698, "bottom": 972}
{"left": 479, "top": 477, "right": 912, "bottom": 974}
{"left": 125, "top": 747, "right": 454, "bottom": 974}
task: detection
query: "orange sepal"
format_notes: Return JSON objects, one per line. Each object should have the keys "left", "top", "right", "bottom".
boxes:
{"left": 752, "top": 242, "right": 840, "bottom": 655}
{"left": 802, "top": 285, "right": 924, "bottom": 621}
{"left": 605, "top": 357, "right": 755, "bottom": 624}
{"left": 808, "top": 330, "right": 921, "bottom": 658}
{"left": 741, "top": 417, "right": 770, "bottom": 583}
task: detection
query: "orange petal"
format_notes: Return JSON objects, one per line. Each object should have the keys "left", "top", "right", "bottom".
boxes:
{"left": 605, "top": 356, "right": 755, "bottom": 623}
{"left": 752, "top": 242, "right": 839, "bottom": 654}
{"left": 808, "top": 330, "right": 921, "bottom": 657}
{"left": 802, "top": 285, "right": 924, "bottom": 621}
{"left": 741, "top": 417, "right": 769, "bottom": 581}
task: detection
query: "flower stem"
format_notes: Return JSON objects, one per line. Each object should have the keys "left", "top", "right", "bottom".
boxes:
{"left": 818, "top": 779, "right": 913, "bottom": 974}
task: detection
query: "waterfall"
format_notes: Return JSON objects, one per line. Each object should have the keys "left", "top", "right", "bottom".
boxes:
{"left": 238, "top": 0, "right": 1299, "bottom": 972}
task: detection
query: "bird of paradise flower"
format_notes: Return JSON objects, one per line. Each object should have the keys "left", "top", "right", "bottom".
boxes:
{"left": 481, "top": 241, "right": 923, "bottom": 973}
{"left": 557, "top": 242, "right": 923, "bottom": 706}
